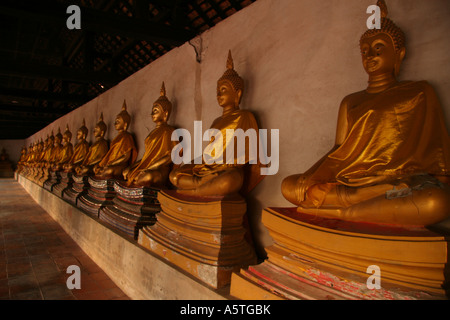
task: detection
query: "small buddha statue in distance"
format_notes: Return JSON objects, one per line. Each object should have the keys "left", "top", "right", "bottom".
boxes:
{"left": 169, "top": 51, "right": 260, "bottom": 197}
{"left": 36, "top": 139, "right": 45, "bottom": 163}
{"left": 64, "top": 119, "right": 90, "bottom": 173}
{"left": 16, "top": 146, "right": 28, "bottom": 173}
{"left": 33, "top": 136, "right": 50, "bottom": 178}
{"left": 52, "top": 125, "right": 74, "bottom": 171}
{"left": 93, "top": 101, "right": 138, "bottom": 179}
{"left": 75, "top": 113, "right": 109, "bottom": 176}
{"left": 281, "top": 0, "right": 450, "bottom": 226}
{"left": 26, "top": 142, "right": 38, "bottom": 168}
{"left": 41, "top": 133, "right": 55, "bottom": 169}
{"left": 123, "top": 82, "right": 177, "bottom": 188}
{"left": 48, "top": 128, "right": 63, "bottom": 170}
{"left": 30, "top": 139, "right": 44, "bottom": 177}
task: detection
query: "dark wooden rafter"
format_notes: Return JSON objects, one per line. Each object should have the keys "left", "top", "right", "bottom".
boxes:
{"left": 0, "top": 104, "right": 71, "bottom": 116}
{"left": 0, "top": 0, "right": 258, "bottom": 140}
{"left": 0, "top": 0, "right": 195, "bottom": 47}
{"left": 0, "top": 59, "right": 123, "bottom": 84}
{"left": 0, "top": 87, "right": 92, "bottom": 104}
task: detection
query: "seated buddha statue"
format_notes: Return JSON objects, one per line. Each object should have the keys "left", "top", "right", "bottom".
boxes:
{"left": 15, "top": 146, "right": 28, "bottom": 174}
{"left": 123, "top": 82, "right": 176, "bottom": 188}
{"left": 64, "top": 119, "right": 90, "bottom": 173}
{"left": 26, "top": 143, "right": 36, "bottom": 163}
{"left": 33, "top": 136, "right": 50, "bottom": 178}
{"left": 48, "top": 128, "right": 63, "bottom": 170}
{"left": 93, "top": 101, "right": 138, "bottom": 179}
{"left": 36, "top": 139, "right": 45, "bottom": 163}
{"left": 40, "top": 133, "right": 54, "bottom": 168}
{"left": 169, "top": 51, "right": 260, "bottom": 197}
{"left": 52, "top": 125, "right": 74, "bottom": 171}
{"left": 30, "top": 139, "right": 44, "bottom": 178}
{"left": 281, "top": 0, "right": 450, "bottom": 226}
{"left": 75, "top": 113, "right": 109, "bottom": 176}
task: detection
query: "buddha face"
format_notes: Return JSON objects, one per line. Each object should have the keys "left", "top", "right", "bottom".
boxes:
{"left": 93, "top": 125, "right": 103, "bottom": 138}
{"left": 54, "top": 136, "right": 62, "bottom": 146}
{"left": 151, "top": 104, "right": 167, "bottom": 125}
{"left": 360, "top": 33, "right": 404, "bottom": 77}
{"left": 62, "top": 134, "right": 70, "bottom": 145}
{"left": 217, "top": 81, "right": 241, "bottom": 108}
{"left": 114, "top": 115, "right": 127, "bottom": 131}
{"left": 77, "top": 129, "right": 85, "bottom": 141}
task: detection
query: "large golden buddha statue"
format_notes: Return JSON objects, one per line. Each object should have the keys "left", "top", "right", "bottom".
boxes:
{"left": 93, "top": 102, "right": 137, "bottom": 179}
{"left": 64, "top": 119, "right": 90, "bottom": 173}
{"left": 169, "top": 51, "right": 260, "bottom": 197}
{"left": 52, "top": 125, "right": 73, "bottom": 171}
{"left": 282, "top": 0, "right": 450, "bottom": 226}
{"left": 75, "top": 113, "right": 109, "bottom": 176}
{"left": 123, "top": 82, "right": 176, "bottom": 188}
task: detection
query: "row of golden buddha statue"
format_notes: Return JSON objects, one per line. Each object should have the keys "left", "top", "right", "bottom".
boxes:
{"left": 15, "top": 0, "right": 450, "bottom": 298}
{"left": 16, "top": 49, "right": 261, "bottom": 198}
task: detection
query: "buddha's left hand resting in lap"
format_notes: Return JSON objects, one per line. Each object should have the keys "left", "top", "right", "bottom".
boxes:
{"left": 282, "top": 0, "right": 450, "bottom": 226}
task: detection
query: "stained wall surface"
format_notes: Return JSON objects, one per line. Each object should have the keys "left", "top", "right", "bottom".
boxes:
{"left": 24, "top": 0, "right": 450, "bottom": 256}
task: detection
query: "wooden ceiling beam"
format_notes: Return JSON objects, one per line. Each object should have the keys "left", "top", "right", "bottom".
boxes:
{"left": 0, "top": 0, "right": 195, "bottom": 47}
{"left": 0, "top": 87, "right": 93, "bottom": 104}
{"left": 0, "top": 59, "right": 122, "bottom": 85}
{"left": 0, "top": 104, "right": 70, "bottom": 116}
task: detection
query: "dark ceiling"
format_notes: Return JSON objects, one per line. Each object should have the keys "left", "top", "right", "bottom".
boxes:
{"left": 0, "top": 0, "right": 257, "bottom": 140}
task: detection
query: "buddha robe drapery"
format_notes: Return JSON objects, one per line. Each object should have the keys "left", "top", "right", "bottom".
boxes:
{"left": 126, "top": 123, "right": 176, "bottom": 183}
{"left": 49, "top": 145, "right": 62, "bottom": 164}
{"left": 303, "top": 81, "right": 450, "bottom": 206}
{"left": 190, "top": 109, "right": 259, "bottom": 177}
{"left": 68, "top": 140, "right": 90, "bottom": 166}
{"left": 98, "top": 131, "right": 137, "bottom": 169}
{"left": 41, "top": 146, "right": 54, "bottom": 163}
{"left": 81, "top": 139, "right": 109, "bottom": 167}
{"left": 56, "top": 143, "right": 73, "bottom": 165}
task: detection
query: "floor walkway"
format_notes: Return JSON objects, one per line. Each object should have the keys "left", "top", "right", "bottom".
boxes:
{"left": 0, "top": 178, "right": 129, "bottom": 300}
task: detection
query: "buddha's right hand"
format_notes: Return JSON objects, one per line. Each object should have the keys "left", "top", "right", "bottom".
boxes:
{"left": 282, "top": 173, "right": 311, "bottom": 205}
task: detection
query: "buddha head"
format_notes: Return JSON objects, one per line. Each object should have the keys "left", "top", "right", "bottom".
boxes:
{"left": 217, "top": 50, "right": 244, "bottom": 108}
{"left": 77, "top": 119, "right": 88, "bottom": 141}
{"left": 44, "top": 135, "right": 49, "bottom": 148}
{"left": 63, "top": 125, "right": 72, "bottom": 144}
{"left": 115, "top": 100, "right": 131, "bottom": 132}
{"left": 360, "top": 0, "right": 406, "bottom": 77}
{"left": 55, "top": 128, "right": 63, "bottom": 146}
{"left": 94, "top": 112, "right": 107, "bottom": 138}
{"left": 48, "top": 132, "right": 55, "bottom": 148}
{"left": 152, "top": 82, "right": 172, "bottom": 125}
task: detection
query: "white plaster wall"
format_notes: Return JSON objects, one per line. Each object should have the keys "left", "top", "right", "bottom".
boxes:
{"left": 25, "top": 0, "right": 450, "bottom": 255}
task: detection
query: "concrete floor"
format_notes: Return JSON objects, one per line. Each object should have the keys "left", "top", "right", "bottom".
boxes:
{"left": 0, "top": 178, "right": 129, "bottom": 300}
